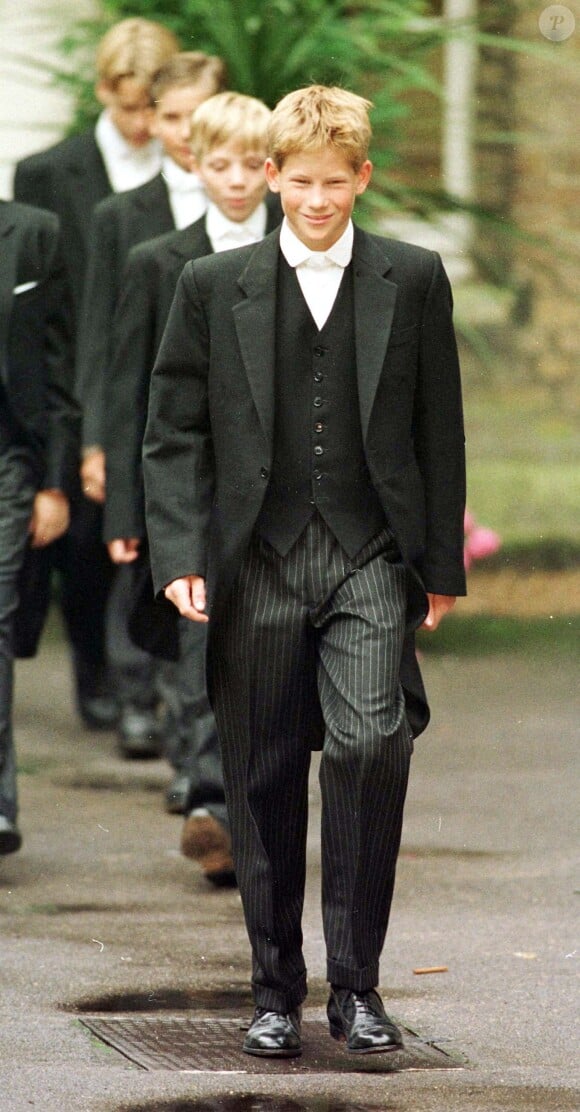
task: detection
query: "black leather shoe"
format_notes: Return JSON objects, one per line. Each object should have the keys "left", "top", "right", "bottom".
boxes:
{"left": 0, "top": 815, "right": 22, "bottom": 855}
{"left": 327, "top": 988, "right": 403, "bottom": 1054}
{"left": 165, "top": 772, "right": 191, "bottom": 814}
{"left": 118, "top": 705, "right": 162, "bottom": 758}
{"left": 78, "top": 693, "right": 120, "bottom": 730}
{"left": 243, "top": 1007, "right": 302, "bottom": 1058}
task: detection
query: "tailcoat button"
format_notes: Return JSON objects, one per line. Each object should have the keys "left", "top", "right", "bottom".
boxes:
{"left": 260, "top": 467, "right": 269, "bottom": 480}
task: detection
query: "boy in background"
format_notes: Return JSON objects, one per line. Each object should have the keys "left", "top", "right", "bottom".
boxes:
{"left": 104, "top": 92, "right": 280, "bottom": 882}
{"left": 76, "top": 52, "right": 227, "bottom": 765}
{"left": 0, "top": 201, "right": 80, "bottom": 855}
{"left": 143, "top": 86, "right": 466, "bottom": 1056}
{"left": 13, "top": 19, "right": 180, "bottom": 732}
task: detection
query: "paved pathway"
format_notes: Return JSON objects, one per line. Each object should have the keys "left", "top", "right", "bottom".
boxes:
{"left": 1, "top": 618, "right": 577, "bottom": 1110}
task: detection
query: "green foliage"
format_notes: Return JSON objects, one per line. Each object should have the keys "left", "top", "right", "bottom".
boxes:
{"left": 60, "top": 0, "right": 441, "bottom": 164}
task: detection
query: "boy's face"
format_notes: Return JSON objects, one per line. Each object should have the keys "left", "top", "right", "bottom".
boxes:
{"left": 149, "top": 84, "right": 214, "bottom": 172}
{"left": 265, "top": 148, "right": 372, "bottom": 252}
{"left": 196, "top": 142, "right": 268, "bottom": 223}
{"left": 96, "top": 77, "right": 152, "bottom": 149}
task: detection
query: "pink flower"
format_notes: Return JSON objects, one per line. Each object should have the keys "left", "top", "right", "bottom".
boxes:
{"left": 464, "top": 510, "right": 502, "bottom": 569}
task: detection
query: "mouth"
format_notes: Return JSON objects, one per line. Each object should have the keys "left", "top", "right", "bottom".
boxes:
{"left": 303, "top": 214, "right": 332, "bottom": 225}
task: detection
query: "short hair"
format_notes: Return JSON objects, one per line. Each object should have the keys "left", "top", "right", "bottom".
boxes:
{"left": 150, "top": 52, "right": 228, "bottom": 106}
{"left": 190, "top": 92, "right": 271, "bottom": 162}
{"left": 267, "top": 85, "right": 373, "bottom": 172}
{"left": 96, "top": 18, "right": 180, "bottom": 90}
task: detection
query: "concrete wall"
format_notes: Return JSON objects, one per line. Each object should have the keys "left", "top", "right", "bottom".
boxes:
{"left": 0, "top": 0, "right": 96, "bottom": 197}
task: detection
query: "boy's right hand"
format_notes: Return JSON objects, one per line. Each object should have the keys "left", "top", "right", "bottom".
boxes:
{"left": 108, "top": 538, "right": 140, "bottom": 564}
{"left": 164, "top": 576, "right": 208, "bottom": 623}
{"left": 81, "top": 448, "right": 106, "bottom": 503}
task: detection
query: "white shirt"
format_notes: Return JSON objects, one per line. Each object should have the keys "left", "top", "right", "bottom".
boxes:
{"left": 162, "top": 156, "right": 207, "bottom": 230}
{"left": 205, "top": 201, "right": 268, "bottom": 253}
{"left": 279, "top": 217, "right": 354, "bottom": 330}
{"left": 95, "top": 111, "right": 161, "bottom": 193}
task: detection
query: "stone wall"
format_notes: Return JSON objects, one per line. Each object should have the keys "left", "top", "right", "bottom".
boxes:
{"left": 509, "top": 2, "right": 580, "bottom": 402}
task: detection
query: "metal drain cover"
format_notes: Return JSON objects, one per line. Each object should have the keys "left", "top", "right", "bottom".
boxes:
{"left": 79, "top": 1015, "right": 464, "bottom": 1073}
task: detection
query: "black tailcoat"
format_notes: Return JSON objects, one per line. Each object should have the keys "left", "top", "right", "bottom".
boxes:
{"left": 13, "top": 131, "right": 111, "bottom": 330}
{"left": 144, "top": 225, "right": 467, "bottom": 736}
{"left": 0, "top": 201, "right": 81, "bottom": 656}
{"left": 76, "top": 174, "right": 175, "bottom": 447}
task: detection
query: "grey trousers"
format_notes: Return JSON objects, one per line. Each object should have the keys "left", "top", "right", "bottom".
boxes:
{"left": 212, "top": 514, "right": 413, "bottom": 1012}
{"left": 0, "top": 444, "right": 36, "bottom": 823}
{"left": 160, "top": 617, "right": 227, "bottom": 828}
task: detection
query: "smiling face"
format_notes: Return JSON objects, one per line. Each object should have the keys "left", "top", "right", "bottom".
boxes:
{"left": 149, "top": 83, "right": 214, "bottom": 171}
{"left": 265, "top": 147, "right": 372, "bottom": 252}
{"left": 196, "top": 141, "right": 268, "bottom": 223}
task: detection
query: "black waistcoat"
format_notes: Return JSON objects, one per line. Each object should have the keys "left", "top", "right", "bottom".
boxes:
{"left": 255, "top": 255, "right": 386, "bottom": 558}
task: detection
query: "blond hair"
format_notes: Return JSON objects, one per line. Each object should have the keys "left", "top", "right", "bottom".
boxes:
{"left": 96, "top": 18, "right": 180, "bottom": 90}
{"left": 268, "top": 85, "right": 373, "bottom": 171}
{"left": 190, "top": 92, "right": 271, "bottom": 162}
{"left": 150, "top": 52, "right": 227, "bottom": 106}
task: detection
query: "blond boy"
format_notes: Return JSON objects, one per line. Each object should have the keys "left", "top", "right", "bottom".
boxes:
{"left": 103, "top": 91, "right": 279, "bottom": 869}
{"left": 12, "top": 18, "right": 180, "bottom": 733}
{"left": 144, "top": 86, "right": 466, "bottom": 1056}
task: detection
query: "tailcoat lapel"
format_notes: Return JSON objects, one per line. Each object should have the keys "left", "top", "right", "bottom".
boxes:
{"left": 352, "top": 227, "right": 398, "bottom": 443}
{"left": 0, "top": 208, "right": 17, "bottom": 383}
{"left": 232, "top": 229, "right": 280, "bottom": 449}
{"left": 231, "top": 227, "right": 397, "bottom": 451}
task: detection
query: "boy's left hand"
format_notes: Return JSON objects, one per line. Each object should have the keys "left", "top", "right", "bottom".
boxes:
{"left": 28, "top": 490, "right": 70, "bottom": 548}
{"left": 421, "top": 593, "right": 456, "bottom": 632}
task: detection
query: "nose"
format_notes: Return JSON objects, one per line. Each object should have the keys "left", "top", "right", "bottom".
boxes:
{"left": 307, "top": 183, "right": 327, "bottom": 209}
{"left": 178, "top": 116, "right": 191, "bottom": 141}
{"left": 134, "top": 110, "right": 151, "bottom": 136}
{"left": 229, "top": 162, "right": 246, "bottom": 188}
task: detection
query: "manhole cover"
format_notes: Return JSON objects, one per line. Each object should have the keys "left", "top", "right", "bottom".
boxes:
{"left": 80, "top": 1015, "right": 465, "bottom": 1073}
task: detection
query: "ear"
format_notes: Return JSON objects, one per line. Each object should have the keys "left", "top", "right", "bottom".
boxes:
{"left": 95, "top": 80, "right": 113, "bottom": 109}
{"left": 355, "top": 160, "right": 373, "bottom": 196}
{"left": 264, "top": 158, "right": 281, "bottom": 193}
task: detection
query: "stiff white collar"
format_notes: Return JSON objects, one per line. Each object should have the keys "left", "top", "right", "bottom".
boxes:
{"left": 95, "top": 110, "right": 160, "bottom": 167}
{"left": 205, "top": 201, "right": 267, "bottom": 246}
{"left": 161, "top": 156, "right": 205, "bottom": 193}
{"left": 279, "top": 217, "right": 354, "bottom": 269}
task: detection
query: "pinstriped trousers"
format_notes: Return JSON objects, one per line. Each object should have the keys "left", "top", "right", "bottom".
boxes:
{"left": 211, "top": 513, "right": 413, "bottom": 1013}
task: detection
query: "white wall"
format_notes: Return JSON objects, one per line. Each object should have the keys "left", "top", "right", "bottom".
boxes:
{"left": 0, "top": 0, "right": 97, "bottom": 197}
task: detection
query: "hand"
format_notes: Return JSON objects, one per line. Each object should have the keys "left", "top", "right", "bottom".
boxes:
{"left": 107, "top": 538, "right": 141, "bottom": 564}
{"left": 28, "top": 490, "right": 70, "bottom": 548}
{"left": 80, "top": 448, "right": 106, "bottom": 503}
{"left": 420, "top": 593, "right": 456, "bottom": 632}
{"left": 164, "top": 575, "right": 208, "bottom": 623}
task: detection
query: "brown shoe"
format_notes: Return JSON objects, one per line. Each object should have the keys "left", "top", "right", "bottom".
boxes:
{"left": 180, "top": 809, "right": 236, "bottom": 887}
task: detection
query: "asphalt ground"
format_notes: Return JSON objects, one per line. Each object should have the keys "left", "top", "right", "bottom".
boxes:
{"left": 0, "top": 609, "right": 578, "bottom": 1111}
